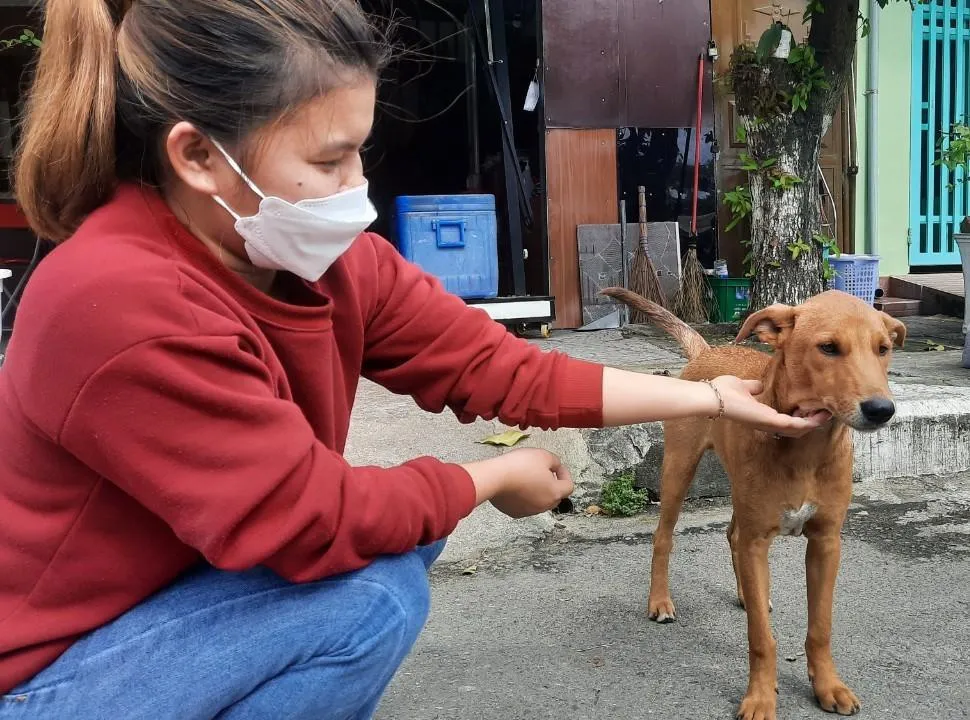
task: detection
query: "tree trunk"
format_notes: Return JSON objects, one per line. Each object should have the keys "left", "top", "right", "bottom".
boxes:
{"left": 730, "top": 0, "right": 862, "bottom": 311}
{"left": 744, "top": 112, "right": 827, "bottom": 310}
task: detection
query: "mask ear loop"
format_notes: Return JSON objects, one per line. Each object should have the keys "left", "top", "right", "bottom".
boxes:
{"left": 210, "top": 138, "right": 266, "bottom": 220}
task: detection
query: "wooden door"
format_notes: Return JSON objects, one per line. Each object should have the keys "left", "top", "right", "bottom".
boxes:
{"left": 545, "top": 129, "right": 618, "bottom": 328}
{"left": 712, "top": 0, "right": 854, "bottom": 276}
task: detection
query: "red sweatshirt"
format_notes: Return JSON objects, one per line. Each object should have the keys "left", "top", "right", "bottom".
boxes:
{"left": 0, "top": 185, "right": 603, "bottom": 692}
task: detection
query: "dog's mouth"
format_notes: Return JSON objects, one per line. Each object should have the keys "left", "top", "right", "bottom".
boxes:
{"left": 790, "top": 402, "right": 894, "bottom": 433}
{"left": 792, "top": 405, "right": 834, "bottom": 426}
{"left": 820, "top": 405, "right": 894, "bottom": 433}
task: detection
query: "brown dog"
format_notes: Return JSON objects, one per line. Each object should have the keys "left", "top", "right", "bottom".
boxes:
{"left": 602, "top": 288, "right": 906, "bottom": 720}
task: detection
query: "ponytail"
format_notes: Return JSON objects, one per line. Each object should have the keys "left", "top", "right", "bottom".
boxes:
{"left": 14, "top": 0, "right": 385, "bottom": 243}
{"left": 13, "top": 0, "right": 127, "bottom": 241}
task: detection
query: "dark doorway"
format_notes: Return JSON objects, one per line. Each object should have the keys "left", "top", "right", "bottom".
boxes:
{"left": 361, "top": 0, "right": 544, "bottom": 296}
{"left": 616, "top": 126, "right": 718, "bottom": 269}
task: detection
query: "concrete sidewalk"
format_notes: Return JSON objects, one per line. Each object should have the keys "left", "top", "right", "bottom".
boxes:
{"left": 346, "top": 317, "right": 970, "bottom": 565}
{"left": 376, "top": 473, "right": 970, "bottom": 720}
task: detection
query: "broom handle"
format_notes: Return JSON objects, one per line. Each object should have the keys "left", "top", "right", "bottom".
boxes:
{"left": 638, "top": 185, "right": 648, "bottom": 252}
{"left": 619, "top": 199, "right": 629, "bottom": 324}
{"left": 691, "top": 53, "right": 703, "bottom": 238}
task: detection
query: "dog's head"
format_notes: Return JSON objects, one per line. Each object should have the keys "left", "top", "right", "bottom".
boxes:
{"left": 735, "top": 290, "right": 906, "bottom": 432}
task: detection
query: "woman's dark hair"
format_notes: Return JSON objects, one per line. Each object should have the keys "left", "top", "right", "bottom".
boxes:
{"left": 14, "top": 0, "right": 387, "bottom": 241}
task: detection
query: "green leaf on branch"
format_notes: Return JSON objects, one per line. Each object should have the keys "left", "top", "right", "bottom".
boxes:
{"left": 0, "top": 27, "right": 42, "bottom": 51}
{"left": 813, "top": 233, "right": 840, "bottom": 282}
{"left": 803, "top": 0, "right": 824, "bottom": 23}
{"left": 813, "top": 232, "right": 839, "bottom": 254}
{"left": 723, "top": 185, "right": 753, "bottom": 232}
{"left": 937, "top": 122, "right": 970, "bottom": 180}
{"left": 756, "top": 23, "right": 784, "bottom": 63}
{"left": 739, "top": 151, "right": 760, "bottom": 172}
{"left": 769, "top": 168, "right": 803, "bottom": 191}
{"left": 787, "top": 238, "right": 812, "bottom": 259}
{"left": 739, "top": 152, "right": 778, "bottom": 172}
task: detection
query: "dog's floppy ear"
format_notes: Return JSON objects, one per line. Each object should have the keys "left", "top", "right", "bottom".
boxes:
{"left": 881, "top": 312, "right": 907, "bottom": 348}
{"left": 734, "top": 304, "right": 797, "bottom": 347}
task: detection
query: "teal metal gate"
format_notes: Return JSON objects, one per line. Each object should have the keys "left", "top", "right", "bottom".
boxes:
{"left": 910, "top": 0, "right": 970, "bottom": 266}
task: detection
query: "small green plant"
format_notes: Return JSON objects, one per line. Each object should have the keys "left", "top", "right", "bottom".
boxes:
{"left": 936, "top": 122, "right": 970, "bottom": 188}
{"left": 785, "top": 232, "right": 839, "bottom": 279}
{"left": 724, "top": 185, "right": 756, "bottom": 277}
{"left": 733, "top": 117, "right": 769, "bottom": 145}
{"left": 768, "top": 167, "right": 803, "bottom": 191}
{"left": 739, "top": 151, "right": 777, "bottom": 172}
{"left": 803, "top": 0, "right": 825, "bottom": 23}
{"left": 599, "top": 471, "right": 648, "bottom": 517}
{"left": 787, "top": 44, "right": 829, "bottom": 113}
{"left": 0, "top": 28, "right": 41, "bottom": 52}
{"left": 787, "top": 237, "right": 813, "bottom": 260}
{"left": 723, "top": 185, "right": 753, "bottom": 232}
{"left": 934, "top": 121, "right": 970, "bottom": 228}
{"left": 814, "top": 232, "right": 841, "bottom": 282}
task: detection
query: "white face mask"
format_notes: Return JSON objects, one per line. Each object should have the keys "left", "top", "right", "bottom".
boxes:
{"left": 210, "top": 140, "right": 378, "bottom": 282}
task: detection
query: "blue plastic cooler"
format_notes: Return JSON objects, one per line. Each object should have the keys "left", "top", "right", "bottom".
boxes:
{"left": 393, "top": 194, "right": 499, "bottom": 299}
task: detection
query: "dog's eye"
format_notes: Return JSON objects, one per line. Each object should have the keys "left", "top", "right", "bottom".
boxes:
{"left": 878, "top": 345, "right": 890, "bottom": 356}
{"left": 819, "top": 342, "right": 839, "bottom": 356}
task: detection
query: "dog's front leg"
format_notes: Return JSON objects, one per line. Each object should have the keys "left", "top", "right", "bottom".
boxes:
{"left": 736, "top": 534, "right": 777, "bottom": 720}
{"left": 805, "top": 529, "right": 861, "bottom": 716}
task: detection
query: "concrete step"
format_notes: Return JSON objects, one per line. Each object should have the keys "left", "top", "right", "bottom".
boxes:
{"left": 875, "top": 296, "right": 922, "bottom": 317}
{"left": 561, "top": 381, "right": 970, "bottom": 501}
{"left": 889, "top": 275, "right": 965, "bottom": 318}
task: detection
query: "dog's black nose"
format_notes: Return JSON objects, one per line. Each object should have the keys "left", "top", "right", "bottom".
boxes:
{"left": 860, "top": 398, "right": 896, "bottom": 424}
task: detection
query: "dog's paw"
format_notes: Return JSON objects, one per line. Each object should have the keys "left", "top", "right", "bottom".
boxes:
{"left": 647, "top": 596, "right": 676, "bottom": 623}
{"left": 736, "top": 690, "right": 777, "bottom": 720}
{"left": 814, "top": 679, "right": 861, "bottom": 716}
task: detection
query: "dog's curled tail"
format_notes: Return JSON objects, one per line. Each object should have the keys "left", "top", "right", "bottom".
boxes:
{"left": 601, "top": 287, "right": 710, "bottom": 362}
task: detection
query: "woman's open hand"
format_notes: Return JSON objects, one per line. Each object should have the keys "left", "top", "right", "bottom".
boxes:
{"left": 710, "top": 376, "right": 831, "bottom": 437}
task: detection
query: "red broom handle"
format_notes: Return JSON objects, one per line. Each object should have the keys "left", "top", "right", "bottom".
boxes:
{"left": 691, "top": 54, "right": 704, "bottom": 237}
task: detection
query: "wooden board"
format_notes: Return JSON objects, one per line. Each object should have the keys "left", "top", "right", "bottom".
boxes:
{"left": 546, "top": 128, "right": 618, "bottom": 328}
{"left": 577, "top": 222, "right": 682, "bottom": 324}
{"left": 542, "top": 0, "right": 713, "bottom": 128}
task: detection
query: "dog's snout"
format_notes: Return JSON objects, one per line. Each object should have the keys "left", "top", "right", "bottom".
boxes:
{"left": 860, "top": 397, "right": 896, "bottom": 425}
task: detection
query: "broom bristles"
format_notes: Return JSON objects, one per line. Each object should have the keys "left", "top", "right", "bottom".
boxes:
{"left": 627, "top": 243, "right": 666, "bottom": 323}
{"left": 673, "top": 248, "right": 708, "bottom": 324}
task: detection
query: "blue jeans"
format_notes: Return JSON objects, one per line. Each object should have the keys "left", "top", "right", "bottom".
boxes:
{"left": 1, "top": 541, "right": 445, "bottom": 720}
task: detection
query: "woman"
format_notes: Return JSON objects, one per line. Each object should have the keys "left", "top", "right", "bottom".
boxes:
{"left": 0, "top": 1, "right": 825, "bottom": 718}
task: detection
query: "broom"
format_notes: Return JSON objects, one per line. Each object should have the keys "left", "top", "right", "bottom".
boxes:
{"left": 627, "top": 185, "right": 667, "bottom": 323}
{"left": 673, "top": 53, "right": 710, "bottom": 325}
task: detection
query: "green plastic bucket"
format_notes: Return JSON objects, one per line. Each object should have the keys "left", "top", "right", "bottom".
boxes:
{"left": 708, "top": 277, "right": 752, "bottom": 323}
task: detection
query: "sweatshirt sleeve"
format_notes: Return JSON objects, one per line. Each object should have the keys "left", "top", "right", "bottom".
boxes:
{"left": 361, "top": 235, "right": 604, "bottom": 430}
{"left": 57, "top": 332, "right": 476, "bottom": 581}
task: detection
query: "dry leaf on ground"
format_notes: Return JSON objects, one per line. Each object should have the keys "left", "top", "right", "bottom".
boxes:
{"left": 477, "top": 429, "right": 530, "bottom": 447}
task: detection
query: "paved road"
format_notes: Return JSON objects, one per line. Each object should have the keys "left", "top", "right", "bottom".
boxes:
{"left": 378, "top": 476, "right": 970, "bottom": 720}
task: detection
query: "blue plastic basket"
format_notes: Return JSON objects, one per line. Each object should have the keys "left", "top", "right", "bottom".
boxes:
{"left": 828, "top": 254, "right": 880, "bottom": 305}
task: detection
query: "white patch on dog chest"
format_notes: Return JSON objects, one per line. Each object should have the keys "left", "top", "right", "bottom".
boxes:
{"left": 779, "top": 503, "right": 817, "bottom": 537}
